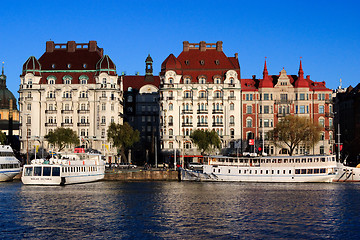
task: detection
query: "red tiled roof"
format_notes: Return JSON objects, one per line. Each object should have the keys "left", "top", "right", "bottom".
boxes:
{"left": 38, "top": 48, "right": 103, "bottom": 71}
{"left": 123, "top": 75, "right": 160, "bottom": 91}
{"left": 161, "top": 47, "right": 240, "bottom": 82}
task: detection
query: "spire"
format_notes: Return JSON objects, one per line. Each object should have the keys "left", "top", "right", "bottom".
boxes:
{"left": 263, "top": 57, "right": 268, "bottom": 78}
{"left": 1, "top": 62, "right": 4, "bottom": 75}
{"left": 298, "top": 57, "right": 304, "bottom": 79}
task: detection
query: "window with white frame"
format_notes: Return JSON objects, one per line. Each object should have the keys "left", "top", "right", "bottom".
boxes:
{"left": 246, "top": 118, "right": 252, "bottom": 128}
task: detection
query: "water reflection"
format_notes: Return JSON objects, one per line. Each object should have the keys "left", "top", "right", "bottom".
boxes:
{"left": 0, "top": 181, "right": 360, "bottom": 239}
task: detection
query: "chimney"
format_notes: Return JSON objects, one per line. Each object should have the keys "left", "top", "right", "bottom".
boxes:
{"left": 306, "top": 75, "right": 310, "bottom": 80}
{"left": 216, "top": 41, "right": 223, "bottom": 51}
{"left": 89, "top": 41, "right": 97, "bottom": 52}
{"left": 199, "top": 41, "right": 206, "bottom": 51}
{"left": 234, "top": 53, "right": 238, "bottom": 59}
{"left": 252, "top": 75, "right": 256, "bottom": 79}
{"left": 67, "top": 41, "right": 76, "bottom": 52}
{"left": 183, "top": 41, "right": 190, "bottom": 51}
{"left": 46, "top": 41, "right": 55, "bottom": 53}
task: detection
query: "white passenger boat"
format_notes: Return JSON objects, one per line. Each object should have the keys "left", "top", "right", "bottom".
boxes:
{"left": 180, "top": 155, "right": 342, "bottom": 183}
{"left": 0, "top": 145, "right": 21, "bottom": 182}
{"left": 21, "top": 153, "right": 105, "bottom": 185}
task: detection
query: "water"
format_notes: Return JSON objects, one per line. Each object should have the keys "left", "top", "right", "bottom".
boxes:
{"left": 1, "top": 181, "right": 360, "bottom": 239}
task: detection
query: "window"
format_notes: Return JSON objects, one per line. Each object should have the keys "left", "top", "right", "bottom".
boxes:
{"left": 27, "top": 116, "right": 31, "bottom": 124}
{"left": 300, "top": 105, "right": 305, "bottom": 114}
{"left": 199, "top": 78, "right": 206, "bottom": 84}
{"left": 64, "top": 104, "right": 70, "bottom": 110}
{"left": 80, "top": 91, "right": 88, "bottom": 98}
{"left": 101, "top": 91, "right": 106, "bottom": 98}
{"left": 264, "top": 105, "right": 269, "bottom": 114}
{"left": 102, "top": 103, "right": 106, "bottom": 111}
{"left": 63, "top": 75, "right": 72, "bottom": 84}
{"left": 63, "top": 91, "right": 72, "bottom": 98}
{"left": 169, "top": 129, "right": 173, "bottom": 136}
{"left": 101, "top": 116, "right": 106, "bottom": 124}
{"left": 245, "top": 94, "right": 253, "bottom": 101}
{"left": 246, "top": 118, "right": 252, "bottom": 128}
{"left": 102, "top": 78, "right": 107, "bottom": 84}
{"left": 264, "top": 119, "right": 270, "bottom": 127}
{"left": 169, "top": 103, "right": 173, "bottom": 111}
{"left": 230, "top": 103, "right": 234, "bottom": 111}
{"left": 48, "top": 91, "right": 55, "bottom": 98}
{"left": 184, "top": 78, "right": 191, "bottom": 84}
{"left": 319, "top": 118, "right": 325, "bottom": 127}
{"left": 246, "top": 106, "right": 252, "bottom": 114}
{"left": 27, "top": 104, "right": 31, "bottom": 111}
{"left": 280, "top": 94, "right": 288, "bottom": 100}
{"left": 198, "top": 91, "right": 206, "bottom": 99}
{"left": 230, "top": 116, "right": 235, "bottom": 124}
{"left": 263, "top": 93, "right": 269, "bottom": 100}
{"left": 299, "top": 93, "right": 305, "bottom": 100}
{"left": 214, "top": 91, "right": 221, "bottom": 98}
{"left": 111, "top": 116, "right": 114, "bottom": 123}
{"left": 319, "top": 105, "right": 324, "bottom": 114}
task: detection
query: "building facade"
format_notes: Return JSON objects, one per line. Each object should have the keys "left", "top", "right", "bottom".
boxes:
{"left": 18, "top": 41, "right": 123, "bottom": 161}
{"left": 333, "top": 83, "right": 360, "bottom": 164}
{"left": 241, "top": 59, "right": 334, "bottom": 156}
{"left": 123, "top": 55, "right": 160, "bottom": 165}
{"left": 159, "top": 41, "right": 241, "bottom": 162}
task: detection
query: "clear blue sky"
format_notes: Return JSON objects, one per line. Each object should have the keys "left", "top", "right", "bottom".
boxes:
{"left": 1, "top": 0, "right": 359, "bottom": 99}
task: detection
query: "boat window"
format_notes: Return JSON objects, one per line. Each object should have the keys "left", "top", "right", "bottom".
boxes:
{"left": 228, "top": 169, "right": 231, "bottom": 173}
{"left": 314, "top": 158, "right": 319, "bottom": 162}
{"left": 289, "top": 170, "right": 292, "bottom": 174}
{"left": 34, "top": 167, "right": 42, "bottom": 176}
{"left": 239, "top": 170, "right": 241, "bottom": 174}
{"left": 295, "top": 159, "right": 300, "bottom": 163}
{"left": 295, "top": 169, "right": 300, "bottom": 174}
{"left": 290, "top": 159, "right": 294, "bottom": 163}
{"left": 284, "top": 159, "right": 288, "bottom": 163}
{"left": 307, "top": 169, "right": 313, "bottom": 174}
{"left": 253, "top": 160, "right": 257, "bottom": 164}
{"left": 320, "top": 168, "right": 326, "bottom": 173}
{"left": 266, "top": 170, "right": 268, "bottom": 174}
{"left": 229, "top": 158, "right": 233, "bottom": 163}
{"left": 218, "top": 169, "right": 220, "bottom": 173}
{"left": 321, "top": 158, "right": 326, "bottom": 162}
{"left": 272, "top": 170, "right": 274, "bottom": 174}
{"left": 213, "top": 169, "right": 216, "bottom": 173}
{"left": 52, "top": 167, "right": 60, "bottom": 176}
{"left": 272, "top": 159, "right": 276, "bottom": 163}
{"left": 43, "top": 167, "right": 51, "bottom": 176}
{"left": 24, "top": 167, "right": 33, "bottom": 176}
{"left": 255, "top": 170, "right": 257, "bottom": 174}
{"left": 249, "top": 170, "right": 252, "bottom": 174}
{"left": 244, "top": 170, "right": 247, "bottom": 174}
{"left": 277, "top": 170, "right": 280, "bottom": 174}
{"left": 266, "top": 159, "right": 270, "bottom": 163}
{"left": 283, "top": 170, "right": 286, "bottom": 174}
{"left": 301, "top": 169, "right": 306, "bottom": 174}
{"left": 301, "top": 159, "right": 306, "bottom": 163}
{"left": 245, "top": 159, "right": 248, "bottom": 163}
{"left": 308, "top": 158, "right": 312, "bottom": 162}
{"left": 314, "top": 169, "right": 319, "bottom": 174}
{"left": 239, "top": 159, "right": 243, "bottom": 163}
{"left": 278, "top": 159, "right": 282, "bottom": 163}
{"left": 261, "top": 159, "right": 265, "bottom": 163}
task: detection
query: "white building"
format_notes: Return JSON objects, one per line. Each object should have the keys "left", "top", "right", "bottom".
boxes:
{"left": 18, "top": 41, "right": 123, "bottom": 162}
{"left": 159, "top": 41, "right": 241, "bottom": 162}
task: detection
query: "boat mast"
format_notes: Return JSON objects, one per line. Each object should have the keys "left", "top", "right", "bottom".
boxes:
{"left": 337, "top": 123, "right": 341, "bottom": 161}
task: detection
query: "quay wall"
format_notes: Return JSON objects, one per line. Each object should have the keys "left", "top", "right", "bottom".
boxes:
{"left": 104, "top": 170, "right": 179, "bottom": 181}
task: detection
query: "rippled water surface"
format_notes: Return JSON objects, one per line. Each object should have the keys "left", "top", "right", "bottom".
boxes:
{"left": 1, "top": 181, "right": 360, "bottom": 239}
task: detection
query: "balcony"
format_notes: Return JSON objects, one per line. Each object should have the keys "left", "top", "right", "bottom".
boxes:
{"left": 167, "top": 97, "right": 174, "bottom": 100}
{"left": 325, "top": 112, "right": 334, "bottom": 117}
{"left": 325, "top": 125, "right": 334, "bottom": 131}
{"left": 182, "top": 123, "right": 193, "bottom": 127}
{"left": 325, "top": 99, "right": 333, "bottom": 104}
{"left": 61, "top": 110, "right": 73, "bottom": 114}
{"left": 45, "top": 123, "right": 57, "bottom": 127}
{"left": 77, "top": 109, "right": 90, "bottom": 114}
{"left": 182, "top": 110, "right": 193, "bottom": 114}
{"left": 277, "top": 112, "right": 290, "bottom": 117}
{"left": 45, "top": 110, "right": 57, "bottom": 114}
{"left": 197, "top": 123, "right": 208, "bottom": 127}
{"left": 46, "top": 97, "right": 56, "bottom": 101}
{"left": 275, "top": 99, "right": 293, "bottom": 104}
{"left": 168, "top": 122, "right": 173, "bottom": 126}
{"left": 61, "top": 123, "right": 73, "bottom": 127}
{"left": 99, "top": 96, "right": 107, "bottom": 100}
{"left": 212, "top": 122, "right": 224, "bottom": 127}
{"left": 229, "top": 122, "right": 235, "bottom": 126}
{"left": 228, "top": 84, "right": 235, "bottom": 87}
{"left": 228, "top": 96, "right": 236, "bottom": 100}
{"left": 77, "top": 123, "right": 90, "bottom": 127}
{"left": 197, "top": 109, "right": 208, "bottom": 114}
{"left": 212, "top": 109, "right": 224, "bottom": 114}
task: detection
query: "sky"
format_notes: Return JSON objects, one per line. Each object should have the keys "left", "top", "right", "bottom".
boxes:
{"left": 1, "top": 0, "right": 359, "bottom": 100}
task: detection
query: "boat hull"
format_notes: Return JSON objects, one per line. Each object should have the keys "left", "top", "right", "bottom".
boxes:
{"left": 0, "top": 168, "right": 22, "bottom": 182}
{"left": 21, "top": 173, "right": 105, "bottom": 185}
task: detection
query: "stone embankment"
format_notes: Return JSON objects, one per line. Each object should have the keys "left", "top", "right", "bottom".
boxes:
{"left": 104, "top": 169, "right": 179, "bottom": 181}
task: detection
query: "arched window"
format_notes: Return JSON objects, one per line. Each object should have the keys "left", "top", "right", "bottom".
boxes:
{"left": 319, "top": 105, "right": 325, "bottom": 114}
{"left": 169, "top": 103, "right": 173, "bottom": 111}
{"left": 230, "top": 103, "right": 234, "bottom": 111}
{"left": 246, "top": 118, "right": 252, "bottom": 128}
{"left": 319, "top": 118, "right": 325, "bottom": 127}
{"left": 199, "top": 90, "right": 206, "bottom": 99}
{"left": 169, "top": 129, "right": 173, "bottom": 136}
{"left": 169, "top": 116, "right": 173, "bottom": 125}
{"left": 230, "top": 116, "right": 235, "bottom": 124}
